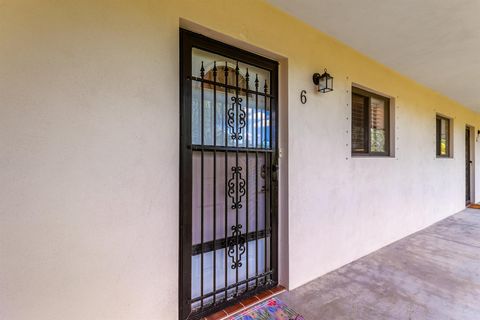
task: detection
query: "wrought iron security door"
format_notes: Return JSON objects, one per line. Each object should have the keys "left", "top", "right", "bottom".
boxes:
{"left": 180, "top": 29, "right": 279, "bottom": 320}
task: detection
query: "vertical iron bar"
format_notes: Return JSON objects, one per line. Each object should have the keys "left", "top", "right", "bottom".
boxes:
{"left": 245, "top": 68, "right": 249, "bottom": 291}
{"left": 212, "top": 62, "right": 217, "bottom": 304}
{"left": 268, "top": 152, "right": 272, "bottom": 283}
{"left": 263, "top": 81, "right": 268, "bottom": 285}
{"left": 264, "top": 80, "right": 267, "bottom": 149}
{"left": 234, "top": 62, "right": 240, "bottom": 296}
{"left": 268, "top": 78, "right": 273, "bottom": 284}
{"left": 254, "top": 74, "right": 259, "bottom": 288}
{"left": 223, "top": 62, "right": 229, "bottom": 301}
{"left": 200, "top": 62, "right": 205, "bottom": 308}
{"left": 260, "top": 83, "right": 264, "bottom": 149}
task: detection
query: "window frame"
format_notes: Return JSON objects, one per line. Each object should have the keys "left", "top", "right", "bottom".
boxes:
{"left": 351, "top": 86, "right": 391, "bottom": 157}
{"left": 436, "top": 114, "right": 453, "bottom": 158}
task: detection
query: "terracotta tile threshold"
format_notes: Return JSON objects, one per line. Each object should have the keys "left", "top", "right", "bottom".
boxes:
{"left": 203, "top": 286, "right": 286, "bottom": 320}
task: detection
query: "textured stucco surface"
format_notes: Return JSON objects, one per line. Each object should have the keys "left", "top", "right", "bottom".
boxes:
{"left": 280, "top": 208, "right": 480, "bottom": 320}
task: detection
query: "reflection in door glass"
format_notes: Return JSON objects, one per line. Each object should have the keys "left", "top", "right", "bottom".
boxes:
{"left": 192, "top": 48, "right": 271, "bottom": 149}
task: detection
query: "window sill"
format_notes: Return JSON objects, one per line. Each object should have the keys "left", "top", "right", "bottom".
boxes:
{"left": 351, "top": 154, "right": 394, "bottom": 159}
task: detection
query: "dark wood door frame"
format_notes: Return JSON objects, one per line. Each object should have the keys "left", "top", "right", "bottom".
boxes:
{"left": 466, "top": 125, "right": 474, "bottom": 206}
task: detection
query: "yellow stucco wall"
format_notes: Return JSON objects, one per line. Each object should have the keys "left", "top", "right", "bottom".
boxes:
{"left": 1, "top": 0, "right": 479, "bottom": 319}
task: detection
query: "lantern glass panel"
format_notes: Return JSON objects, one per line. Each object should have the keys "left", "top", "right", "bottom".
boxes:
{"left": 327, "top": 76, "right": 333, "bottom": 92}
{"left": 320, "top": 76, "right": 327, "bottom": 91}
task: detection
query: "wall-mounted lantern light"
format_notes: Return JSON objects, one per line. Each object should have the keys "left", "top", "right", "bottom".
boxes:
{"left": 313, "top": 69, "right": 333, "bottom": 93}
{"left": 476, "top": 130, "right": 480, "bottom": 142}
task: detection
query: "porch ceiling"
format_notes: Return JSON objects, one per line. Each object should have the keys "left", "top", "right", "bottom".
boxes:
{"left": 267, "top": 0, "right": 480, "bottom": 112}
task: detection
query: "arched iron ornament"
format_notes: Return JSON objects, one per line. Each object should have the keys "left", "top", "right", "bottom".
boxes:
{"left": 227, "top": 224, "right": 246, "bottom": 269}
{"left": 228, "top": 166, "right": 246, "bottom": 209}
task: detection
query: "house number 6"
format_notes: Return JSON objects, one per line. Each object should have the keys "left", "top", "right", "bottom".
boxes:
{"left": 300, "top": 90, "right": 307, "bottom": 104}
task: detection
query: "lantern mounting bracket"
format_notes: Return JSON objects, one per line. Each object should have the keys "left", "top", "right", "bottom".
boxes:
{"left": 312, "top": 73, "right": 322, "bottom": 85}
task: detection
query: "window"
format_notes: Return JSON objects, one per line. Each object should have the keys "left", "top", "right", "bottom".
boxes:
{"left": 436, "top": 115, "right": 452, "bottom": 157}
{"left": 351, "top": 87, "right": 390, "bottom": 156}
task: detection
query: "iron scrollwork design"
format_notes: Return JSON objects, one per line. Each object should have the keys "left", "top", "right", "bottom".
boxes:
{"left": 227, "top": 96, "right": 246, "bottom": 140}
{"left": 228, "top": 166, "right": 246, "bottom": 209}
{"left": 227, "top": 224, "right": 246, "bottom": 269}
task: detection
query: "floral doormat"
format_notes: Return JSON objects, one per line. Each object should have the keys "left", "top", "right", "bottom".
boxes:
{"left": 229, "top": 298, "right": 304, "bottom": 320}
{"left": 468, "top": 204, "right": 480, "bottom": 209}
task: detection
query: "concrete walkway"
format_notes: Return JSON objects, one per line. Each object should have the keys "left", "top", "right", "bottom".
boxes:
{"left": 279, "top": 209, "right": 480, "bottom": 320}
